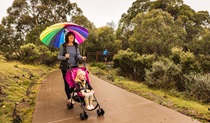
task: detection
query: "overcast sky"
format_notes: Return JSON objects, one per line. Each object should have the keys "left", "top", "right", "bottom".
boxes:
{"left": 0, "top": 0, "right": 210, "bottom": 28}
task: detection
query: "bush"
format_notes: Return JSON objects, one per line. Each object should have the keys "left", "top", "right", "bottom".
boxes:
{"left": 145, "top": 57, "right": 184, "bottom": 91}
{"left": 20, "top": 43, "right": 58, "bottom": 66}
{"left": 96, "top": 62, "right": 106, "bottom": 69}
{"left": 197, "top": 54, "right": 210, "bottom": 73}
{"left": 184, "top": 73, "right": 210, "bottom": 103}
{"left": 170, "top": 47, "right": 201, "bottom": 74}
{"left": 113, "top": 49, "right": 138, "bottom": 78}
{"left": 113, "top": 49, "right": 156, "bottom": 81}
{"left": 133, "top": 54, "right": 156, "bottom": 81}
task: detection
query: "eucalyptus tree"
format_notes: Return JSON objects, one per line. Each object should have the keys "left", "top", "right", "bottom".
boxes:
{"left": 116, "top": 0, "right": 151, "bottom": 50}
{"left": 188, "top": 29, "right": 210, "bottom": 55}
{"left": 0, "top": 24, "right": 21, "bottom": 59}
{"left": 117, "top": 0, "right": 210, "bottom": 56}
{"left": 96, "top": 26, "right": 115, "bottom": 52}
{"left": 3, "top": 0, "right": 82, "bottom": 41}
{"left": 130, "top": 9, "right": 187, "bottom": 56}
{"left": 146, "top": 0, "right": 210, "bottom": 46}
{"left": 1, "top": 0, "right": 83, "bottom": 59}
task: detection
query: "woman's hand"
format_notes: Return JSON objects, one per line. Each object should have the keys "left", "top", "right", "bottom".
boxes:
{"left": 82, "top": 56, "right": 86, "bottom": 61}
{"left": 65, "top": 54, "right": 70, "bottom": 59}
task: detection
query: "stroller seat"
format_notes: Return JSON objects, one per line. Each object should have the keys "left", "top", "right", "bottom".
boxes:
{"left": 65, "top": 67, "right": 90, "bottom": 88}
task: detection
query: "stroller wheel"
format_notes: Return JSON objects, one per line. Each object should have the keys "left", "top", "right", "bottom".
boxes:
{"left": 100, "top": 108, "right": 105, "bottom": 115}
{"left": 97, "top": 109, "right": 105, "bottom": 116}
{"left": 97, "top": 109, "right": 102, "bottom": 116}
{"left": 67, "top": 103, "right": 74, "bottom": 109}
{"left": 80, "top": 112, "right": 88, "bottom": 120}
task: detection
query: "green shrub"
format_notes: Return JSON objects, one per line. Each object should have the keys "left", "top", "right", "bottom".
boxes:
{"left": 180, "top": 51, "right": 201, "bottom": 73}
{"left": 20, "top": 44, "right": 57, "bottom": 66}
{"left": 113, "top": 48, "right": 138, "bottom": 78}
{"left": 134, "top": 54, "right": 156, "bottom": 81}
{"left": 89, "top": 61, "right": 97, "bottom": 66}
{"left": 170, "top": 47, "right": 201, "bottom": 74}
{"left": 184, "top": 73, "right": 210, "bottom": 103}
{"left": 113, "top": 49, "right": 156, "bottom": 81}
{"left": 170, "top": 47, "right": 182, "bottom": 64}
{"left": 197, "top": 54, "right": 210, "bottom": 73}
{"left": 145, "top": 57, "right": 184, "bottom": 91}
{"left": 96, "top": 62, "right": 106, "bottom": 69}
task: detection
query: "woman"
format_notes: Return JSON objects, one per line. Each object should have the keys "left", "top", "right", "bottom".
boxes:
{"left": 58, "top": 31, "right": 86, "bottom": 105}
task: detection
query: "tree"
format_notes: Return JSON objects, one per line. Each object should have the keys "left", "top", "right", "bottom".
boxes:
{"left": 0, "top": 0, "right": 84, "bottom": 60}
{"left": 97, "top": 26, "right": 115, "bottom": 51}
{"left": 116, "top": 0, "right": 151, "bottom": 50}
{"left": 130, "top": 9, "right": 186, "bottom": 56}
{"left": 188, "top": 29, "right": 210, "bottom": 55}
{"left": 0, "top": 24, "right": 21, "bottom": 59}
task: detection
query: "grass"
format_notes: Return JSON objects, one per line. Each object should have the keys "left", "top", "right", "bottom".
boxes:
{"left": 0, "top": 60, "right": 54, "bottom": 123}
{"left": 0, "top": 60, "right": 209, "bottom": 122}
{"left": 88, "top": 65, "right": 210, "bottom": 123}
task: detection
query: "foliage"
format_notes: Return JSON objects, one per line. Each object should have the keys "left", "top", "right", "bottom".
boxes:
{"left": 170, "top": 47, "right": 201, "bottom": 74}
{"left": 19, "top": 43, "right": 58, "bottom": 66}
{"left": 113, "top": 49, "right": 138, "bottom": 78}
{"left": 117, "top": 0, "right": 210, "bottom": 56}
{"left": 113, "top": 49, "right": 156, "bottom": 81}
{"left": 89, "top": 61, "right": 106, "bottom": 70}
{"left": 86, "top": 26, "right": 116, "bottom": 53}
{"left": 145, "top": 57, "right": 184, "bottom": 91}
{"left": 116, "top": 0, "right": 151, "bottom": 50}
{"left": 130, "top": 9, "right": 186, "bottom": 56}
{"left": 188, "top": 29, "right": 210, "bottom": 55}
{"left": 197, "top": 54, "right": 210, "bottom": 73}
{"left": 184, "top": 73, "right": 210, "bottom": 103}
{"left": 133, "top": 54, "right": 156, "bottom": 81}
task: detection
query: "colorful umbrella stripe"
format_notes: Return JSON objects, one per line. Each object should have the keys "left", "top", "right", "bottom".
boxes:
{"left": 40, "top": 22, "right": 89, "bottom": 48}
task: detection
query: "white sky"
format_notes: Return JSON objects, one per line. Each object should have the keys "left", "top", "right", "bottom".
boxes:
{"left": 0, "top": 0, "right": 210, "bottom": 28}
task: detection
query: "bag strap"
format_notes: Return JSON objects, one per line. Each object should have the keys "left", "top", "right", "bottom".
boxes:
{"left": 63, "top": 45, "right": 67, "bottom": 56}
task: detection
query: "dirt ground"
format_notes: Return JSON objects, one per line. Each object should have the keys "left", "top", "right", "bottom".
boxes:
{"left": 32, "top": 70, "right": 200, "bottom": 123}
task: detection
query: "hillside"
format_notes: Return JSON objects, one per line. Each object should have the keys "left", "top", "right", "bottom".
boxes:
{"left": 0, "top": 60, "right": 54, "bottom": 123}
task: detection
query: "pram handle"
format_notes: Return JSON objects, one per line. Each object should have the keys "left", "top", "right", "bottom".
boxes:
{"left": 68, "top": 61, "right": 86, "bottom": 71}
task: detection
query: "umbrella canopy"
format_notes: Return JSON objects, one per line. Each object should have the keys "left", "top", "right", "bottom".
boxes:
{"left": 40, "top": 22, "right": 89, "bottom": 48}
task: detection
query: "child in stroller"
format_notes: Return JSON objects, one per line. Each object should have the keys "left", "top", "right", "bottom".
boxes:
{"left": 74, "top": 69, "right": 95, "bottom": 110}
{"left": 65, "top": 65, "right": 105, "bottom": 120}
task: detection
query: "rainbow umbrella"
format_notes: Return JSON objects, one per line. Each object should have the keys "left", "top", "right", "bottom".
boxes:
{"left": 40, "top": 22, "right": 89, "bottom": 48}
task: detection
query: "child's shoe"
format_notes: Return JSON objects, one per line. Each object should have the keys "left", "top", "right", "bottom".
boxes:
{"left": 90, "top": 104, "right": 94, "bottom": 109}
{"left": 86, "top": 105, "right": 92, "bottom": 110}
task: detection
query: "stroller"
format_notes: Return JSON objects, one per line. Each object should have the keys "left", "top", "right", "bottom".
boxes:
{"left": 65, "top": 63, "right": 105, "bottom": 120}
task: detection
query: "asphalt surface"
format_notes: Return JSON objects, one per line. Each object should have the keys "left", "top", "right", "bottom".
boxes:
{"left": 32, "top": 70, "right": 200, "bottom": 123}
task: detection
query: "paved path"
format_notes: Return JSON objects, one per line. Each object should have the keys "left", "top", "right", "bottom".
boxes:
{"left": 32, "top": 70, "right": 200, "bottom": 123}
